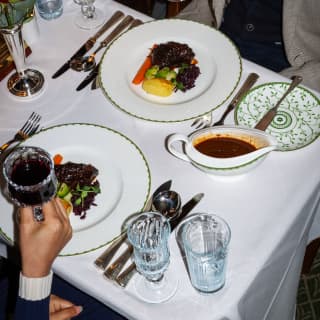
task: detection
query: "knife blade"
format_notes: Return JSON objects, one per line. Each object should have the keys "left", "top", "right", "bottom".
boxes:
{"left": 254, "top": 75, "right": 303, "bottom": 131}
{"left": 94, "top": 180, "right": 172, "bottom": 270}
{"left": 52, "top": 10, "right": 124, "bottom": 79}
{"left": 114, "top": 192, "right": 204, "bottom": 288}
{"left": 78, "top": 18, "right": 143, "bottom": 91}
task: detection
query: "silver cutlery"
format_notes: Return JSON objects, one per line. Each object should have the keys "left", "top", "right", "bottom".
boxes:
{"left": 0, "top": 112, "right": 41, "bottom": 154}
{"left": 254, "top": 75, "right": 303, "bottom": 131}
{"left": 52, "top": 10, "right": 124, "bottom": 78}
{"left": 191, "top": 73, "right": 259, "bottom": 129}
{"left": 73, "top": 15, "right": 134, "bottom": 73}
{"left": 103, "top": 188, "right": 181, "bottom": 281}
{"left": 75, "top": 15, "right": 135, "bottom": 91}
{"left": 115, "top": 192, "right": 204, "bottom": 288}
{"left": 94, "top": 180, "right": 172, "bottom": 270}
{"left": 89, "top": 19, "right": 144, "bottom": 91}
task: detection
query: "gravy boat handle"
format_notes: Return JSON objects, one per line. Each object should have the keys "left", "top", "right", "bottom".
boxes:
{"left": 167, "top": 134, "right": 190, "bottom": 163}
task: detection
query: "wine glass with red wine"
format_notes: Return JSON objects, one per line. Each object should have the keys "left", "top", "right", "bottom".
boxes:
{"left": 3, "top": 146, "right": 57, "bottom": 221}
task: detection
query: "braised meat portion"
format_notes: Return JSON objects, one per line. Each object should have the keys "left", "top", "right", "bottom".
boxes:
{"left": 151, "top": 41, "right": 195, "bottom": 68}
{"left": 54, "top": 162, "right": 98, "bottom": 190}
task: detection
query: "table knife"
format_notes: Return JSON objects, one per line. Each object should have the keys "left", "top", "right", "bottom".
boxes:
{"left": 52, "top": 10, "right": 124, "bottom": 79}
{"left": 254, "top": 75, "right": 303, "bottom": 131}
{"left": 79, "top": 19, "right": 144, "bottom": 91}
{"left": 115, "top": 192, "right": 204, "bottom": 288}
{"left": 94, "top": 180, "right": 172, "bottom": 270}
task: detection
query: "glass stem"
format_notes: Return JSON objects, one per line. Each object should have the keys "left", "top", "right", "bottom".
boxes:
{"left": 1, "top": 22, "right": 26, "bottom": 78}
{"left": 81, "top": 0, "right": 95, "bottom": 19}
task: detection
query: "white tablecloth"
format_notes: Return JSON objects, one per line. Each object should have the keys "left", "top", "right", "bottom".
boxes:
{"left": 0, "top": 1, "right": 319, "bottom": 319}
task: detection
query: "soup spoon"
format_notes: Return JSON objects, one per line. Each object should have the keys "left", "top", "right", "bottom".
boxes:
{"left": 152, "top": 190, "right": 181, "bottom": 220}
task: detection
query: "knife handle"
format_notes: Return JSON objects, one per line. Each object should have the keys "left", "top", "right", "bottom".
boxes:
{"left": 254, "top": 75, "right": 303, "bottom": 131}
{"left": 91, "top": 11, "right": 124, "bottom": 42}
{"left": 103, "top": 244, "right": 133, "bottom": 281}
{"left": 115, "top": 262, "right": 137, "bottom": 287}
{"left": 94, "top": 232, "right": 127, "bottom": 270}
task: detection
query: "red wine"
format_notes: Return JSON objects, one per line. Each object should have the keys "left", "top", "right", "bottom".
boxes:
{"left": 8, "top": 158, "right": 57, "bottom": 206}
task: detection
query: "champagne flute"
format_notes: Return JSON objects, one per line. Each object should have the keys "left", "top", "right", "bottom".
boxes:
{"left": 3, "top": 146, "right": 57, "bottom": 222}
{"left": 127, "top": 211, "right": 178, "bottom": 303}
{"left": 73, "top": 0, "right": 104, "bottom": 30}
{"left": 0, "top": 0, "right": 44, "bottom": 97}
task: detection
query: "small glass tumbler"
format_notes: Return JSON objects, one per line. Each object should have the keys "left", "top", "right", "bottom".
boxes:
{"left": 177, "top": 213, "right": 231, "bottom": 293}
{"left": 3, "top": 146, "right": 57, "bottom": 221}
{"left": 36, "top": 0, "right": 63, "bottom": 20}
{"left": 127, "top": 211, "right": 178, "bottom": 303}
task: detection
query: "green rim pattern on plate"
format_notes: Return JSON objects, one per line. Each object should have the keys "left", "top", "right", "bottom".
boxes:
{"left": 235, "top": 82, "right": 320, "bottom": 151}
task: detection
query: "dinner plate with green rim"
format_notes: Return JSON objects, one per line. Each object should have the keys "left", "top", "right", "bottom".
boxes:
{"left": 99, "top": 19, "right": 242, "bottom": 123}
{"left": 235, "top": 82, "right": 320, "bottom": 151}
{"left": 0, "top": 123, "right": 151, "bottom": 256}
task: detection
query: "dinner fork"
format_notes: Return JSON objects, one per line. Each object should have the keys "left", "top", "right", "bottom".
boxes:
{"left": 0, "top": 112, "right": 41, "bottom": 154}
{"left": 191, "top": 73, "right": 259, "bottom": 129}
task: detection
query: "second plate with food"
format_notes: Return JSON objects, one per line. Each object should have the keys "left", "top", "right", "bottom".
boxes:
{"left": 0, "top": 124, "right": 151, "bottom": 255}
{"left": 99, "top": 19, "right": 242, "bottom": 122}
{"left": 235, "top": 82, "right": 320, "bottom": 151}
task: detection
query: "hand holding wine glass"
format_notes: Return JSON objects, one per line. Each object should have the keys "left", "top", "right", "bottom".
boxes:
{"left": 73, "top": 0, "right": 104, "bottom": 30}
{"left": 3, "top": 146, "right": 58, "bottom": 222}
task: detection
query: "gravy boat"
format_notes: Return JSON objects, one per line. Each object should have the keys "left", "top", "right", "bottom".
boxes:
{"left": 167, "top": 125, "right": 278, "bottom": 176}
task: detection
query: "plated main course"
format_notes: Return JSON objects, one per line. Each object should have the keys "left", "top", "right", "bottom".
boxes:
{"left": 54, "top": 154, "right": 101, "bottom": 220}
{"left": 132, "top": 41, "right": 200, "bottom": 97}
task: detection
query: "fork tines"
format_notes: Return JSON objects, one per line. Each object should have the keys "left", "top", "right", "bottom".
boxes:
{"left": 20, "top": 112, "right": 41, "bottom": 136}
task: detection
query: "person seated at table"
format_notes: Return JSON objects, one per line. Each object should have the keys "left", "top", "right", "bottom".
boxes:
{"left": 0, "top": 198, "right": 127, "bottom": 320}
{"left": 176, "top": 0, "right": 320, "bottom": 92}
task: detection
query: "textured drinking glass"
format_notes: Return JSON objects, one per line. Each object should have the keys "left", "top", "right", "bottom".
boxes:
{"left": 177, "top": 213, "right": 231, "bottom": 293}
{"left": 127, "top": 211, "right": 178, "bottom": 303}
{"left": 73, "top": 0, "right": 104, "bottom": 30}
{"left": 3, "top": 146, "right": 57, "bottom": 221}
{"left": 35, "top": 0, "right": 63, "bottom": 20}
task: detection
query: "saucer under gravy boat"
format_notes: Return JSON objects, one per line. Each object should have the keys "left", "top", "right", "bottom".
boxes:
{"left": 167, "top": 125, "right": 278, "bottom": 176}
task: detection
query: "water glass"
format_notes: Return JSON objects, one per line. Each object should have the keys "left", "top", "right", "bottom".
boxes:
{"left": 127, "top": 211, "right": 178, "bottom": 303}
{"left": 36, "top": 0, "right": 63, "bottom": 20}
{"left": 177, "top": 213, "right": 231, "bottom": 293}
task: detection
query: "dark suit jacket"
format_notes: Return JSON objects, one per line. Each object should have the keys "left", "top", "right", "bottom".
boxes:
{"left": 14, "top": 296, "right": 49, "bottom": 320}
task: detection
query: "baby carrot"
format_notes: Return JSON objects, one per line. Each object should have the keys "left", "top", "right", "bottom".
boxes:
{"left": 132, "top": 56, "right": 152, "bottom": 85}
{"left": 132, "top": 44, "right": 157, "bottom": 85}
{"left": 53, "top": 153, "right": 63, "bottom": 165}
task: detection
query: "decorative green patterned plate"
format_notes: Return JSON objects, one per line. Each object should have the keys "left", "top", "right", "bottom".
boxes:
{"left": 235, "top": 82, "right": 320, "bottom": 151}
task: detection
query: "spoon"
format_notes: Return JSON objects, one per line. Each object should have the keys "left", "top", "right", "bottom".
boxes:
{"left": 70, "top": 47, "right": 99, "bottom": 72}
{"left": 152, "top": 190, "right": 181, "bottom": 221}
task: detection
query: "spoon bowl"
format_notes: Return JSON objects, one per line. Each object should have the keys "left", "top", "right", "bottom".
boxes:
{"left": 152, "top": 190, "right": 181, "bottom": 220}
{"left": 70, "top": 54, "right": 96, "bottom": 72}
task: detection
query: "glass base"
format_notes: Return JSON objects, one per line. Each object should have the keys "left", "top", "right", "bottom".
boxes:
{"left": 74, "top": 9, "right": 105, "bottom": 30}
{"left": 134, "top": 272, "right": 178, "bottom": 304}
{"left": 7, "top": 69, "right": 45, "bottom": 97}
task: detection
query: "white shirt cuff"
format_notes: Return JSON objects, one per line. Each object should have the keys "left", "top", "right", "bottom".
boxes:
{"left": 19, "top": 271, "right": 53, "bottom": 301}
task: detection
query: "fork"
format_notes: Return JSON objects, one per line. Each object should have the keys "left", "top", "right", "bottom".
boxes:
{"left": 0, "top": 112, "right": 41, "bottom": 154}
{"left": 191, "top": 73, "right": 259, "bottom": 129}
